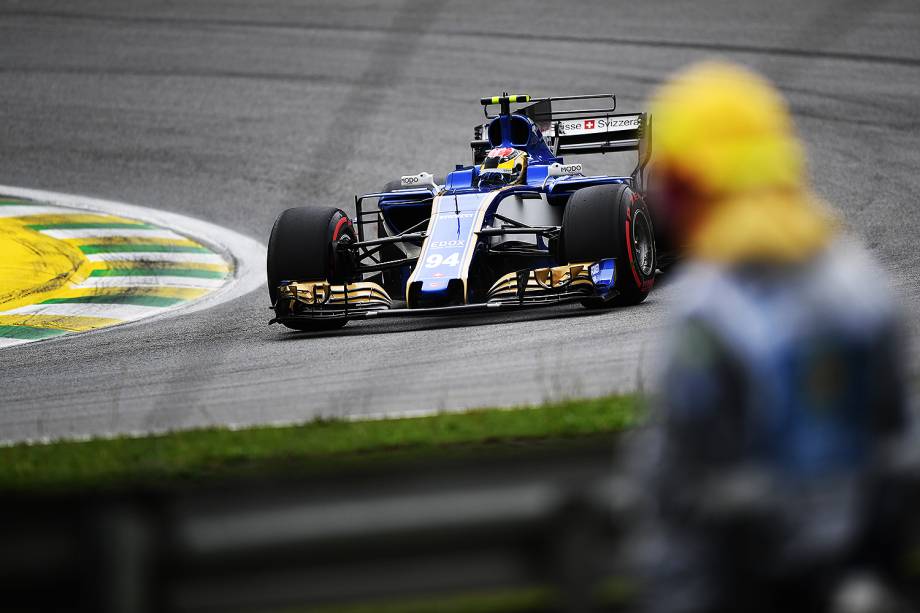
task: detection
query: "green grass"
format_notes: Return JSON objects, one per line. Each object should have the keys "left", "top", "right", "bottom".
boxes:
{"left": 0, "top": 395, "right": 642, "bottom": 492}
{"left": 269, "top": 576, "right": 636, "bottom": 613}
{"left": 283, "top": 587, "right": 557, "bottom": 613}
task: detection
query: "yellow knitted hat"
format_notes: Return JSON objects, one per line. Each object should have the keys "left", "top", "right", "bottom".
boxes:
{"left": 649, "top": 61, "right": 836, "bottom": 263}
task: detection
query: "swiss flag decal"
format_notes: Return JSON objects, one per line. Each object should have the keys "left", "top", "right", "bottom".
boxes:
{"left": 584, "top": 119, "right": 595, "bottom": 130}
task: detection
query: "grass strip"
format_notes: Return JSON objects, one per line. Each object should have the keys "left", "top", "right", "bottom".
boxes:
{"left": 0, "top": 395, "right": 642, "bottom": 492}
{"left": 292, "top": 586, "right": 557, "bottom": 613}
{"left": 292, "top": 577, "right": 636, "bottom": 613}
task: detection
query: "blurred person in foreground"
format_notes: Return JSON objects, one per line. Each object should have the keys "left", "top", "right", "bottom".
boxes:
{"left": 641, "top": 61, "right": 918, "bottom": 613}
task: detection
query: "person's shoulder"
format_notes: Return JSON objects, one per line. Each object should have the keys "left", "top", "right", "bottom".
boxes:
{"left": 813, "top": 238, "right": 896, "bottom": 321}
{"left": 668, "top": 262, "right": 754, "bottom": 321}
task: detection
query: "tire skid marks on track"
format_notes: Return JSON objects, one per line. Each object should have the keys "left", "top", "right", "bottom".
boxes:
{"left": 0, "top": 196, "right": 234, "bottom": 347}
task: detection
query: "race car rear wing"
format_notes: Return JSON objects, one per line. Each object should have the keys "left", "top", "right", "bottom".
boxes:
{"left": 520, "top": 95, "right": 651, "bottom": 162}
{"left": 545, "top": 112, "right": 648, "bottom": 155}
{"left": 473, "top": 93, "right": 651, "bottom": 171}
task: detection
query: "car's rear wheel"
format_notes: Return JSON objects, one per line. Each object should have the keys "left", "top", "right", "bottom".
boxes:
{"left": 267, "top": 206, "right": 355, "bottom": 331}
{"left": 562, "top": 183, "right": 656, "bottom": 308}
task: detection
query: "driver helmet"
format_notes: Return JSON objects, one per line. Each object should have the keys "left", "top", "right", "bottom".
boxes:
{"left": 479, "top": 147, "right": 528, "bottom": 188}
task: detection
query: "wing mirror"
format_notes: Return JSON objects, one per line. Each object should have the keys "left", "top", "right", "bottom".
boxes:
{"left": 546, "top": 162, "right": 583, "bottom": 177}
{"left": 400, "top": 172, "right": 438, "bottom": 189}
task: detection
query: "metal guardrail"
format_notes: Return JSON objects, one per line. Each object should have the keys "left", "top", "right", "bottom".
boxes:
{"left": 4, "top": 441, "right": 918, "bottom": 613}
{"left": 0, "top": 445, "right": 632, "bottom": 613}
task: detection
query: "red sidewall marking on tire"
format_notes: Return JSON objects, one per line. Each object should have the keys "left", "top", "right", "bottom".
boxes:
{"left": 624, "top": 213, "right": 642, "bottom": 289}
{"left": 332, "top": 216, "right": 350, "bottom": 241}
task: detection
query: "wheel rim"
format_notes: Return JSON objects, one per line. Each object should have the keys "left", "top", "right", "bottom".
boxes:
{"left": 331, "top": 227, "right": 355, "bottom": 281}
{"left": 632, "top": 210, "right": 654, "bottom": 278}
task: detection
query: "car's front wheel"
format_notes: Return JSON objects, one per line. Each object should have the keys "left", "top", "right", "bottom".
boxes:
{"left": 267, "top": 206, "right": 355, "bottom": 331}
{"left": 562, "top": 183, "right": 656, "bottom": 307}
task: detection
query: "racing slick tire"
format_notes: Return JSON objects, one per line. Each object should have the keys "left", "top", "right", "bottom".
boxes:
{"left": 267, "top": 206, "right": 356, "bottom": 331}
{"left": 562, "top": 183, "right": 656, "bottom": 307}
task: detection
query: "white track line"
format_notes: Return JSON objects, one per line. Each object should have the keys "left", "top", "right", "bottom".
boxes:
{"left": 73, "top": 275, "right": 228, "bottom": 289}
{"left": 85, "top": 252, "right": 227, "bottom": 264}
{"left": 40, "top": 228, "right": 186, "bottom": 240}
{"left": 0, "top": 184, "right": 267, "bottom": 323}
{"left": 0, "top": 337, "right": 34, "bottom": 348}
{"left": 0, "top": 205, "right": 74, "bottom": 217}
{"left": 3, "top": 302, "right": 167, "bottom": 321}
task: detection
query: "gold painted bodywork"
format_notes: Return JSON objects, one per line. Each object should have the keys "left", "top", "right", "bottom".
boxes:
{"left": 274, "top": 262, "right": 598, "bottom": 320}
{"left": 276, "top": 280, "right": 391, "bottom": 315}
{"left": 487, "top": 263, "right": 595, "bottom": 302}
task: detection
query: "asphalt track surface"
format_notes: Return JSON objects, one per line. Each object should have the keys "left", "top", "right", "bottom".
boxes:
{"left": 1, "top": 1, "right": 918, "bottom": 442}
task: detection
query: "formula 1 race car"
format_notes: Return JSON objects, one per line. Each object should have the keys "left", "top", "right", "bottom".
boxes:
{"left": 268, "top": 93, "right": 657, "bottom": 330}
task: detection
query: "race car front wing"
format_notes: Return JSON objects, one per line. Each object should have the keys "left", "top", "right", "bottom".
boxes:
{"left": 270, "top": 259, "right": 616, "bottom": 324}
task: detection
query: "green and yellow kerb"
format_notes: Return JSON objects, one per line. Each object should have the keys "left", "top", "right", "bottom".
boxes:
{"left": 0, "top": 196, "right": 232, "bottom": 348}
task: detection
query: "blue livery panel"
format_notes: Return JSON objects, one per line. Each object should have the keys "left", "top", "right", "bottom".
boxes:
{"left": 406, "top": 191, "right": 497, "bottom": 302}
